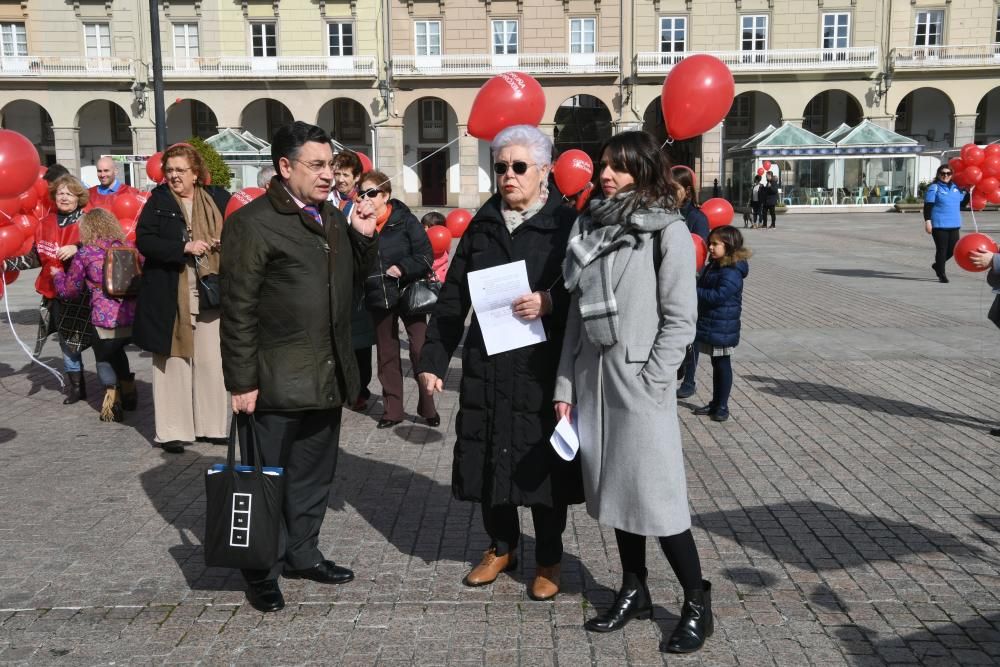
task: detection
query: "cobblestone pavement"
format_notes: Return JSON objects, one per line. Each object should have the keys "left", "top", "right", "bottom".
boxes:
{"left": 2, "top": 212, "right": 1000, "bottom": 665}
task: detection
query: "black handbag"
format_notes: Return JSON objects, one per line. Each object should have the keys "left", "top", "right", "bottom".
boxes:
{"left": 399, "top": 274, "right": 441, "bottom": 317}
{"left": 203, "top": 414, "right": 285, "bottom": 570}
{"left": 364, "top": 273, "right": 399, "bottom": 311}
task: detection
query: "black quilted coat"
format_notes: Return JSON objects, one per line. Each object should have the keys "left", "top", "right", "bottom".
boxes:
{"left": 418, "top": 192, "right": 584, "bottom": 508}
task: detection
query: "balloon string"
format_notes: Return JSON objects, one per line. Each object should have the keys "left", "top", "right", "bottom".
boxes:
{"left": 372, "top": 136, "right": 463, "bottom": 192}
{"left": 1, "top": 272, "right": 66, "bottom": 390}
{"left": 661, "top": 136, "right": 675, "bottom": 148}
{"left": 970, "top": 186, "right": 979, "bottom": 233}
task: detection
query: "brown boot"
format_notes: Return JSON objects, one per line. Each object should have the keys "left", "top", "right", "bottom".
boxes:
{"left": 529, "top": 564, "right": 560, "bottom": 601}
{"left": 99, "top": 387, "right": 123, "bottom": 423}
{"left": 463, "top": 547, "right": 517, "bottom": 587}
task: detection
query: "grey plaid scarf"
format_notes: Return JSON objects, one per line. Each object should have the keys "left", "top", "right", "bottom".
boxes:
{"left": 563, "top": 193, "right": 677, "bottom": 346}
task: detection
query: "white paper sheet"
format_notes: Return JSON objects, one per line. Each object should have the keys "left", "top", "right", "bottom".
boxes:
{"left": 550, "top": 414, "right": 580, "bottom": 461}
{"left": 467, "top": 260, "right": 547, "bottom": 355}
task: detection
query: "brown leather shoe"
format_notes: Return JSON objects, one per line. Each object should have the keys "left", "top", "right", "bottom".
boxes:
{"left": 463, "top": 548, "right": 517, "bottom": 587}
{"left": 529, "top": 564, "right": 560, "bottom": 601}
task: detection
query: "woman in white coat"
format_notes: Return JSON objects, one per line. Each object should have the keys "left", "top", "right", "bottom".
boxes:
{"left": 554, "top": 131, "right": 712, "bottom": 654}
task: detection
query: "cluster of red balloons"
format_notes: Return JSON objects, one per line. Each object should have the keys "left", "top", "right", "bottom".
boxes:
{"left": 0, "top": 130, "right": 45, "bottom": 295}
{"left": 756, "top": 161, "right": 773, "bottom": 177}
{"left": 949, "top": 143, "right": 1000, "bottom": 211}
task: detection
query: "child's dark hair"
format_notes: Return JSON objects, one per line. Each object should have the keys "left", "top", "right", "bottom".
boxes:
{"left": 708, "top": 225, "right": 752, "bottom": 266}
{"left": 421, "top": 211, "right": 445, "bottom": 228}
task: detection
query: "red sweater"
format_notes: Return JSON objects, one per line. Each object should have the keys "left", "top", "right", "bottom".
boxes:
{"left": 31, "top": 212, "right": 82, "bottom": 299}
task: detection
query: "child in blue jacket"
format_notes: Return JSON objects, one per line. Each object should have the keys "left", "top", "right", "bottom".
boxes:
{"left": 692, "top": 225, "right": 751, "bottom": 422}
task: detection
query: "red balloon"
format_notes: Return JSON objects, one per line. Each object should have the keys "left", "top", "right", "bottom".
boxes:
{"left": 954, "top": 232, "right": 998, "bottom": 271}
{"left": 0, "top": 224, "right": 24, "bottom": 257}
{"left": 691, "top": 233, "right": 707, "bottom": 270}
{"left": 702, "top": 198, "right": 734, "bottom": 229}
{"left": 575, "top": 182, "right": 595, "bottom": 212}
{"left": 978, "top": 177, "right": 1000, "bottom": 197}
{"left": 426, "top": 225, "right": 452, "bottom": 257}
{"left": 961, "top": 144, "right": 985, "bottom": 167}
{"left": 32, "top": 201, "right": 47, "bottom": 220}
{"left": 989, "top": 188, "right": 1000, "bottom": 205}
{"left": 952, "top": 170, "right": 971, "bottom": 190}
{"left": 963, "top": 166, "right": 983, "bottom": 186}
{"left": 553, "top": 149, "right": 594, "bottom": 196}
{"left": 986, "top": 144, "right": 1000, "bottom": 157}
{"left": 445, "top": 208, "right": 472, "bottom": 238}
{"left": 762, "top": 161, "right": 771, "bottom": 170}
{"left": 146, "top": 151, "right": 164, "bottom": 182}
{"left": 661, "top": 55, "right": 735, "bottom": 141}
{"left": 467, "top": 72, "right": 546, "bottom": 141}
{"left": 948, "top": 158, "right": 965, "bottom": 174}
{"left": 17, "top": 188, "right": 37, "bottom": 214}
{"left": 10, "top": 213, "right": 37, "bottom": 237}
{"left": 981, "top": 155, "right": 1000, "bottom": 179}
{"left": 3, "top": 269, "right": 17, "bottom": 284}
{"left": 224, "top": 187, "right": 266, "bottom": 219}
{"left": 36, "top": 166, "right": 46, "bottom": 179}
{"left": 756, "top": 167, "right": 765, "bottom": 176}
{"left": 33, "top": 177, "right": 49, "bottom": 202}
{"left": 0, "top": 196, "right": 20, "bottom": 219}
{"left": 0, "top": 130, "right": 41, "bottom": 199}
{"left": 971, "top": 192, "right": 988, "bottom": 212}
{"left": 112, "top": 194, "right": 142, "bottom": 221}
{"left": 356, "top": 152, "right": 373, "bottom": 174}
{"left": 16, "top": 234, "right": 31, "bottom": 255}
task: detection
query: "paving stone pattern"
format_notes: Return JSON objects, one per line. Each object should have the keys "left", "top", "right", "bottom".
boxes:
{"left": 2, "top": 212, "right": 1000, "bottom": 665}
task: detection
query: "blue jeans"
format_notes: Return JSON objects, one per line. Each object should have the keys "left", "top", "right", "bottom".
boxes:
{"left": 58, "top": 334, "right": 82, "bottom": 373}
{"left": 91, "top": 336, "right": 131, "bottom": 387}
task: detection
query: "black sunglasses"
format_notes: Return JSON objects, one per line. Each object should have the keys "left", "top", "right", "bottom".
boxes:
{"left": 359, "top": 188, "right": 384, "bottom": 199}
{"left": 493, "top": 161, "right": 533, "bottom": 175}
{"left": 939, "top": 171, "right": 953, "bottom": 176}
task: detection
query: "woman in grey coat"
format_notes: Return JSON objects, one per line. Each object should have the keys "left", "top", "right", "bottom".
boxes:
{"left": 554, "top": 131, "right": 712, "bottom": 654}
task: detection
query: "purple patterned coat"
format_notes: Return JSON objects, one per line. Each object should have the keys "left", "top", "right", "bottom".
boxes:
{"left": 53, "top": 239, "right": 138, "bottom": 330}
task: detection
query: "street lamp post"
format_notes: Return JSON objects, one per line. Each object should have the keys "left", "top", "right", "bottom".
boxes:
{"left": 148, "top": 0, "right": 167, "bottom": 151}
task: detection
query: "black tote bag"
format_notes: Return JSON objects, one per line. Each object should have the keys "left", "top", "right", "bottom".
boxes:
{"left": 204, "top": 414, "right": 285, "bottom": 570}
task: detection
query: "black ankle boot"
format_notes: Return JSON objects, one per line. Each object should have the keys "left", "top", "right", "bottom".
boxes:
{"left": 663, "top": 579, "right": 713, "bottom": 653}
{"left": 584, "top": 572, "right": 653, "bottom": 633}
{"left": 64, "top": 371, "right": 86, "bottom": 405}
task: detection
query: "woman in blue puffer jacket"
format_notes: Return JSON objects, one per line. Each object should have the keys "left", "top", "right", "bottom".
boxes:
{"left": 692, "top": 225, "right": 751, "bottom": 423}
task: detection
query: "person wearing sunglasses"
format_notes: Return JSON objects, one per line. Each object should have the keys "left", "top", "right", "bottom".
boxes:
{"left": 359, "top": 170, "right": 439, "bottom": 429}
{"left": 924, "top": 164, "right": 964, "bottom": 283}
{"left": 417, "top": 125, "right": 584, "bottom": 602}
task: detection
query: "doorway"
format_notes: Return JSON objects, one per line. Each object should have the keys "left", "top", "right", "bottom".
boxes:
{"left": 419, "top": 149, "right": 447, "bottom": 206}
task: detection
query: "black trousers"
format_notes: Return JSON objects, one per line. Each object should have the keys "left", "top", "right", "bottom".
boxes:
{"left": 931, "top": 228, "right": 960, "bottom": 274}
{"left": 482, "top": 502, "right": 568, "bottom": 567}
{"left": 750, "top": 201, "right": 762, "bottom": 225}
{"left": 763, "top": 204, "right": 776, "bottom": 226}
{"left": 615, "top": 528, "right": 703, "bottom": 590}
{"left": 355, "top": 346, "right": 372, "bottom": 400}
{"left": 240, "top": 408, "right": 342, "bottom": 583}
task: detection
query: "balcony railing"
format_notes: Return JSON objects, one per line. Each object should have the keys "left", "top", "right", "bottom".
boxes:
{"left": 162, "top": 55, "right": 377, "bottom": 78}
{"left": 892, "top": 44, "right": 1000, "bottom": 68}
{"left": 392, "top": 52, "right": 619, "bottom": 77}
{"left": 636, "top": 46, "right": 880, "bottom": 74}
{"left": 0, "top": 56, "right": 135, "bottom": 78}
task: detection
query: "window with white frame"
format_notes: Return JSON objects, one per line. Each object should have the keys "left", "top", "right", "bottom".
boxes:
{"left": 84, "top": 23, "right": 111, "bottom": 58}
{"left": 822, "top": 13, "right": 850, "bottom": 49}
{"left": 570, "top": 18, "right": 596, "bottom": 54}
{"left": 173, "top": 23, "right": 199, "bottom": 61}
{"left": 328, "top": 22, "right": 353, "bottom": 56}
{"left": 994, "top": 7, "right": 999, "bottom": 43}
{"left": 914, "top": 10, "right": 943, "bottom": 47}
{"left": 250, "top": 22, "right": 277, "bottom": 57}
{"left": 740, "top": 15, "right": 767, "bottom": 52}
{"left": 659, "top": 17, "right": 686, "bottom": 54}
{"left": 492, "top": 20, "right": 518, "bottom": 55}
{"left": 0, "top": 23, "right": 27, "bottom": 57}
{"left": 415, "top": 21, "right": 441, "bottom": 56}
{"left": 419, "top": 98, "right": 445, "bottom": 142}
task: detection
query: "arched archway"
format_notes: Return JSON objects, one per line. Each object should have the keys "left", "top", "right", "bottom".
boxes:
{"left": 76, "top": 100, "right": 133, "bottom": 166}
{"left": 553, "top": 94, "right": 612, "bottom": 161}
{"left": 723, "top": 91, "right": 781, "bottom": 150}
{"left": 894, "top": 88, "right": 954, "bottom": 149}
{"left": 166, "top": 99, "right": 219, "bottom": 144}
{"left": 642, "top": 97, "right": 701, "bottom": 171}
{"left": 240, "top": 99, "right": 293, "bottom": 142}
{"left": 1, "top": 100, "right": 53, "bottom": 165}
{"left": 802, "top": 90, "right": 863, "bottom": 135}
{"left": 401, "top": 97, "right": 459, "bottom": 207}
{"left": 975, "top": 87, "right": 1000, "bottom": 144}
{"left": 317, "top": 98, "right": 372, "bottom": 154}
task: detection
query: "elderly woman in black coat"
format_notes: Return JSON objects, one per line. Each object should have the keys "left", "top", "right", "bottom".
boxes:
{"left": 418, "top": 124, "right": 583, "bottom": 601}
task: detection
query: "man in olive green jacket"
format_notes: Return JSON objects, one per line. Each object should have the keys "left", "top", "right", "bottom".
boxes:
{"left": 220, "top": 122, "right": 377, "bottom": 613}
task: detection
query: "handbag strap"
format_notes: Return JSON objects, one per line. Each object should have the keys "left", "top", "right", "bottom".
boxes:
{"left": 227, "top": 413, "right": 265, "bottom": 473}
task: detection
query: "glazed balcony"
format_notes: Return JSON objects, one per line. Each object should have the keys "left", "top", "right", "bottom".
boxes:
{"left": 635, "top": 46, "right": 880, "bottom": 75}
{"left": 162, "top": 55, "right": 378, "bottom": 79}
{"left": 391, "top": 52, "right": 619, "bottom": 77}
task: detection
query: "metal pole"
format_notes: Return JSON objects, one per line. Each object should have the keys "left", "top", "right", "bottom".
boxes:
{"left": 148, "top": 0, "right": 167, "bottom": 150}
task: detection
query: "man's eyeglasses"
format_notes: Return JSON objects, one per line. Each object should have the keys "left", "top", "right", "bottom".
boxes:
{"left": 939, "top": 171, "right": 953, "bottom": 177}
{"left": 359, "top": 188, "right": 385, "bottom": 199}
{"left": 493, "top": 161, "right": 535, "bottom": 176}
{"left": 296, "top": 159, "right": 337, "bottom": 173}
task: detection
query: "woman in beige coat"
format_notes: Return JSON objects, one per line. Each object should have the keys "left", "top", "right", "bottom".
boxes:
{"left": 554, "top": 131, "right": 711, "bottom": 654}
